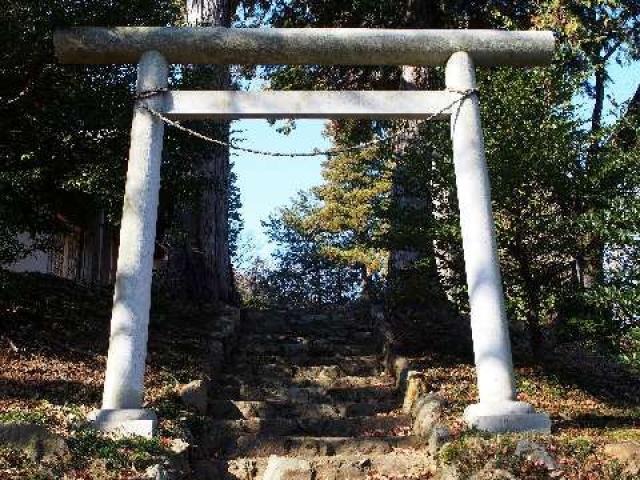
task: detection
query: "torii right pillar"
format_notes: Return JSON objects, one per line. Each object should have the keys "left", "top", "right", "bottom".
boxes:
{"left": 446, "top": 51, "right": 550, "bottom": 433}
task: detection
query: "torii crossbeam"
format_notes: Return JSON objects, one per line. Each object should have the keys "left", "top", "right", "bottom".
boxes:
{"left": 54, "top": 27, "right": 555, "bottom": 437}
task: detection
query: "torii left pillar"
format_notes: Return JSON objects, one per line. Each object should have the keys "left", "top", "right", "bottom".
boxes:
{"left": 89, "top": 51, "right": 168, "bottom": 437}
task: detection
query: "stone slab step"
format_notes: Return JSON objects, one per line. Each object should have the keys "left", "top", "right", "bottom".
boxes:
{"left": 236, "top": 340, "right": 379, "bottom": 357}
{"left": 228, "top": 355, "right": 383, "bottom": 377}
{"left": 218, "top": 373, "right": 392, "bottom": 392}
{"left": 214, "top": 383, "right": 398, "bottom": 404}
{"left": 243, "top": 310, "right": 366, "bottom": 325}
{"left": 227, "top": 434, "right": 421, "bottom": 458}
{"left": 201, "top": 415, "right": 411, "bottom": 446}
{"left": 203, "top": 451, "right": 435, "bottom": 480}
{"left": 301, "top": 355, "right": 382, "bottom": 376}
{"left": 292, "top": 366, "right": 381, "bottom": 386}
{"left": 224, "top": 364, "right": 377, "bottom": 384}
{"left": 231, "top": 355, "right": 382, "bottom": 377}
{"left": 244, "top": 324, "right": 375, "bottom": 336}
{"left": 242, "top": 315, "right": 375, "bottom": 335}
{"left": 327, "top": 384, "right": 399, "bottom": 403}
{"left": 208, "top": 400, "right": 399, "bottom": 420}
{"left": 240, "top": 317, "right": 377, "bottom": 333}
{"left": 241, "top": 332, "right": 378, "bottom": 344}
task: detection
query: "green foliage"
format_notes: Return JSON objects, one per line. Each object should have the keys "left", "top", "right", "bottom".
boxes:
{"left": 0, "top": 410, "right": 48, "bottom": 425}
{"left": 240, "top": 192, "right": 363, "bottom": 308}
{"left": 0, "top": 424, "right": 170, "bottom": 476}
{"left": 439, "top": 433, "right": 634, "bottom": 479}
{"left": 534, "top": 1, "right": 640, "bottom": 348}
{"left": 68, "top": 427, "right": 169, "bottom": 470}
{"left": 0, "top": 1, "right": 243, "bottom": 273}
{"left": 249, "top": 0, "right": 640, "bottom": 358}
{"left": 0, "top": 2, "right": 179, "bottom": 259}
{"left": 0, "top": 448, "right": 35, "bottom": 471}
{"left": 0, "top": 425, "right": 171, "bottom": 478}
{"left": 2, "top": 0, "right": 638, "bottom": 360}
{"left": 308, "top": 146, "right": 390, "bottom": 275}
{"left": 619, "top": 327, "right": 640, "bottom": 368}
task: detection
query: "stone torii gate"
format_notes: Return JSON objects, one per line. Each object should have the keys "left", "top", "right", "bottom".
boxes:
{"left": 54, "top": 27, "right": 555, "bottom": 436}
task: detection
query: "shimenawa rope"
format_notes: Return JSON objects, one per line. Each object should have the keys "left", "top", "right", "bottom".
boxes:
{"left": 135, "top": 88, "right": 478, "bottom": 158}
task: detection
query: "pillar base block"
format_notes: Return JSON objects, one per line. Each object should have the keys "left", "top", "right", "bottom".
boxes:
{"left": 463, "top": 401, "right": 551, "bottom": 433}
{"left": 88, "top": 409, "right": 157, "bottom": 438}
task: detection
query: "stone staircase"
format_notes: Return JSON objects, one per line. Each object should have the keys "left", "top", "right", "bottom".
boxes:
{"left": 194, "top": 309, "right": 435, "bottom": 479}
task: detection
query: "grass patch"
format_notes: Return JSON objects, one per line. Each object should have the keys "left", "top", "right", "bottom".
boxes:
{"left": 438, "top": 432, "right": 633, "bottom": 480}
{"left": 0, "top": 409, "right": 48, "bottom": 425}
{"left": 0, "top": 270, "right": 223, "bottom": 478}
{"left": 68, "top": 427, "right": 171, "bottom": 471}
{"left": 0, "top": 427, "right": 173, "bottom": 479}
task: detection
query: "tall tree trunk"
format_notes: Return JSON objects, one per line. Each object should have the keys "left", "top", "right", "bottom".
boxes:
{"left": 580, "top": 82, "right": 639, "bottom": 292}
{"left": 512, "top": 233, "right": 544, "bottom": 354}
{"left": 580, "top": 64, "right": 606, "bottom": 288}
{"left": 579, "top": 47, "right": 619, "bottom": 291}
{"left": 388, "top": 65, "right": 427, "bottom": 273}
{"left": 168, "top": 0, "right": 234, "bottom": 303}
{"left": 384, "top": 1, "right": 467, "bottom": 355}
{"left": 590, "top": 66, "right": 606, "bottom": 137}
{"left": 360, "top": 264, "right": 374, "bottom": 302}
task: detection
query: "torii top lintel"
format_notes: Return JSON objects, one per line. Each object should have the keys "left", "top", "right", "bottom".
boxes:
{"left": 54, "top": 27, "right": 555, "bottom": 66}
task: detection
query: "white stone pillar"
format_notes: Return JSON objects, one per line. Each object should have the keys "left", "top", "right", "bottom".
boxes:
{"left": 91, "top": 51, "right": 168, "bottom": 437}
{"left": 445, "top": 52, "right": 550, "bottom": 433}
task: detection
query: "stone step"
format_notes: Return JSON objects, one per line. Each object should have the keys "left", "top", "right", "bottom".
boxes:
{"left": 193, "top": 309, "right": 432, "bottom": 480}
{"left": 201, "top": 415, "right": 411, "bottom": 445}
{"left": 208, "top": 400, "right": 399, "bottom": 420}
{"left": 214, "top": 376, "right": 396, "bottom": 401}
{"left": 219, "top": 372, "right": 391, "bottom": 390}
{"left": 241, "top": 332, "right": 378, "bottom": 344}
{"left": 202, "top": 451, "right": 435, "bottom": 480}
{"left": 242, "top": 313, "right": 375, "bottom": 335}
{"left": 231, "top": 354, "right": 382, "bottom": 377}
{"left": 327, "top": 384, "right": 399, "bottom": 403}
{"left": 214, "top": 383, "right": 399, "bottom": 404}
{"left": 226, "top": 434, "right": 421, "bottom": 458}
{"left": 236, "top": 340, "right": 379, "bottom": 357}
{"left": 243, "top": 310, "right": 364, "bottom": 325}
{"left": 225, "top": 364, "right": 377, "bottom": 383}
{"left": 245, "top": 326, "right": 377, "bottom": 339}
{"left": 226, "top": 361, "right": 296, "bottom": 379}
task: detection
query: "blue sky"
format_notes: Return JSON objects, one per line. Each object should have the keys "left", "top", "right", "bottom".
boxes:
{"left": 232, "top": 119, "right": 330, "bottom": 258}
{"left": 232, "top": 60, "right": 639, "bottom": 263}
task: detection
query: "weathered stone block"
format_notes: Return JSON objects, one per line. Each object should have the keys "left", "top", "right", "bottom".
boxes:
{"left": 514, "top": 440, "right": 557, "bottom": 470}
{"left": 0, "top": 423, "right": 68, "bottom": 462}
{"left": 413, "top": 394, "right": 445, "bottom": 439}
{"left": 470, "top": 468, "right": 516, "bottom": 480}
{"left": 429, "top": 425, "right": 451, "bottom": 454}
{"left": 603, "top": 441, "right": 640, "bottom": 476}
{"left": 177, "top": 379, "right": 208, "bottom": 415}
{"left": 394, "top": 356, "right": 410, "bottom": 390}
{"left": 207, "top": 339, "right": 225, "bottom": 375}
{"left": 403, "top": 371, "right": 429, "bottom": 414}
{"left": 263, "top": 455, "right": 313, "bottom": 480}
{"left": 145, "top": 463, "right": 168, "bottom": 480}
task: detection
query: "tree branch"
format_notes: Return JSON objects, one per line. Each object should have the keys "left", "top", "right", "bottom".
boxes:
{"left": 0, "top": 63, "right": 46, "bottom": 107}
